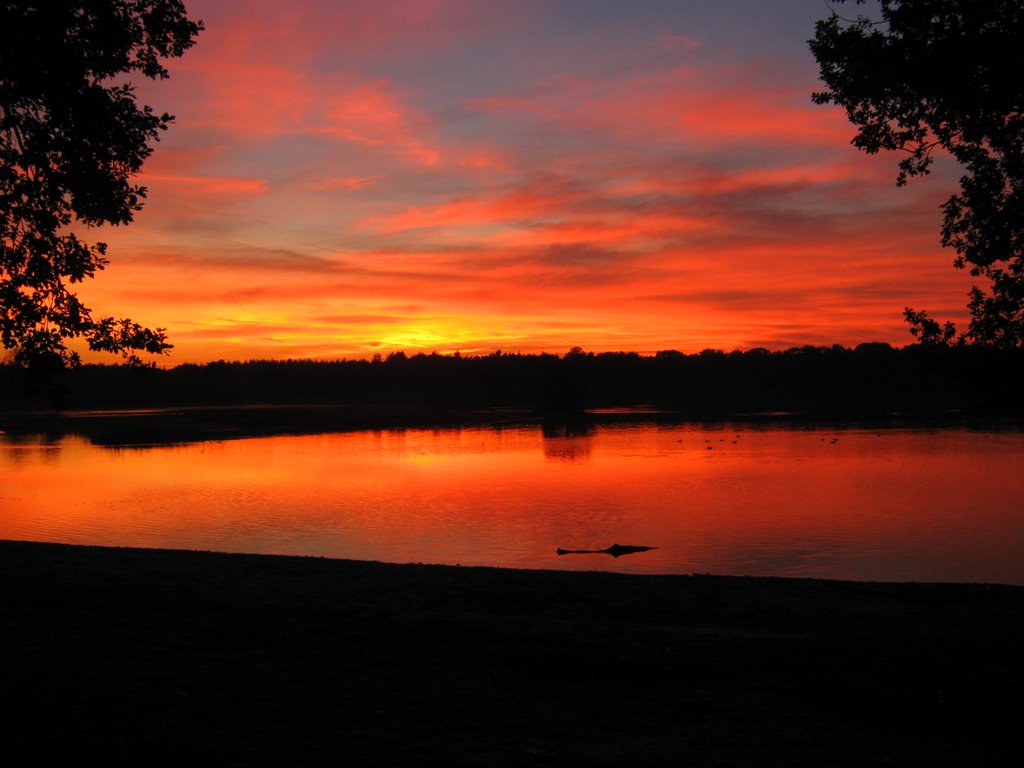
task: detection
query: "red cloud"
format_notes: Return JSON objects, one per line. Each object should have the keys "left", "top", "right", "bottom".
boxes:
{"left": 316, "top": 80, "right": 441, "bottom": 165}
{"left": 85, "top": 3, "right": 973, "bottom": 363}
{"left": 139, "top": 173, "right": 269, "bottom": 197}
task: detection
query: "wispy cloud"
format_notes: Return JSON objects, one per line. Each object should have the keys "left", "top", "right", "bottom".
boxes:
{"left": 82, "top": 0, "right": 971, "bottom": 362}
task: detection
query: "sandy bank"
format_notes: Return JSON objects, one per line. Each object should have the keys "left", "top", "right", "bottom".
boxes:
{"left": 3, "top": 539, "right": 1021, "bottom": 766}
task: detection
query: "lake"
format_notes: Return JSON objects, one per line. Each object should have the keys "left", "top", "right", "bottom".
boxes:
{"left": 3, "top": 421, "right": 1023, "bottom": 584}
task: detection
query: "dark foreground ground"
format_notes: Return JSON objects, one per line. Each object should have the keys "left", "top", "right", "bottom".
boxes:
{"left": 3, "top": 540, "right": 1022, "bottom": 767}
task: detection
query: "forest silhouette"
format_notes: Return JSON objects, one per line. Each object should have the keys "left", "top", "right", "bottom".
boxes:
{"left": 3, "top": 344, "right": 1021, "bottom": 428}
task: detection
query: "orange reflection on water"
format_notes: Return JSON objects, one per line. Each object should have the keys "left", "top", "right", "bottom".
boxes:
{"left": 2, "top": 425, "right": 1023, "bottom": 584}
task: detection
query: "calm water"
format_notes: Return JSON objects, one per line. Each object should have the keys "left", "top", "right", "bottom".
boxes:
{"left": 3, "top": 422, "right": 1023, "bottom": 584}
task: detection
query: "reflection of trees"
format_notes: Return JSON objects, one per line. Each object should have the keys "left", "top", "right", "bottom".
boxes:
{"left": 541, "top": 417, "right": 593, "bottom": 439}
{"left": 541, "top": 435, "right": 593, "bottom": 463}
{"left": 542, "top": 418, "right": 594, "bottom": 462}
{"left": 0, "top": 432, "right": 65, "bottom": 466}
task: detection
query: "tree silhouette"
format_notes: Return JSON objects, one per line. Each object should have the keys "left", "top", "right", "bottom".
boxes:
{"left": 810, "top": 0, "right": 1024, "bottom": 347}
{"left": 0, "top": 1, "right": 202, "bottom": 367}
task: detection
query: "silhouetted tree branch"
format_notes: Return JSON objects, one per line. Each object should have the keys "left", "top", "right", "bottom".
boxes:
{"left": 810, "top": 0, "right": 1024, "bottom": 347}
{"left": 0, "top": 1, "right": 202, "bottom": 367}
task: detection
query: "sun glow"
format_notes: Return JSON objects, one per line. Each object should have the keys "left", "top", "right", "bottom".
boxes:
{"left": 71, "top": 0, "right": 973, "bottom": 364}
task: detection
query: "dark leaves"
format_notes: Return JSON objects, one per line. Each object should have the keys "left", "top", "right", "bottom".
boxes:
{"left": 811, "top": 0, "right": 1024, "bottom": 347}
{"left": 0, "top": 1, "right": 202, "bottom": 368}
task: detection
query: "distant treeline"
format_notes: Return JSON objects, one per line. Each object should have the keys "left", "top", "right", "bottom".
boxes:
{"left": 2, "top": 344, "right": 1023, "bottom": 419}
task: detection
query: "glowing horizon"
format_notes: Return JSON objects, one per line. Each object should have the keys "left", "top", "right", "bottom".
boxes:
{"left": 73, "top": 0, "right": 973, "bottom": 364}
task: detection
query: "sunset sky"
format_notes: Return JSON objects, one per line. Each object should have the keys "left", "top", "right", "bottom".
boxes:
{"left": 79, "top": 0, "right": 973, "bottom": 364}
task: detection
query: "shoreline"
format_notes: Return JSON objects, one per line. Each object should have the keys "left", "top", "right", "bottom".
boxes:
{"left": 3, "top": 402, "right": 1020, "bottom": 448}
{"left": 5, "top": 539, "right": 1022, "bottom": 765}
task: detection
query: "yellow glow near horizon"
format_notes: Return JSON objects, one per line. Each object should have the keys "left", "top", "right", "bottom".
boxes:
{"left": 61, "top": 0, "right": 977, "bottom": 365}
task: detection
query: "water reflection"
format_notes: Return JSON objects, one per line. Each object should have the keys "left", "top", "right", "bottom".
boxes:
{"left": 541, "top": 420, "right": 594, "bottom": 463}
{"left": 2, "top": 423, "right": 1023, "bottom": 584}
{"left": 1, "top": 432, "right": 65, "bottom": 465}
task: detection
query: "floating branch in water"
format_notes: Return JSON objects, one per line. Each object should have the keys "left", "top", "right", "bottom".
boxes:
{"left": 555, "top": 544, "right": 657, "bottom": 558}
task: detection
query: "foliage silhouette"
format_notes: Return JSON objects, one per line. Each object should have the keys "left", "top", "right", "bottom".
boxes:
{"left": 0, "top": 1, "right": 202, "bottom": 368}
{"left": 810, "top": 0, "right": 1024, "bottom": 347}
{"left": 2, "top": 347, "right": 1022, "bottom": 431}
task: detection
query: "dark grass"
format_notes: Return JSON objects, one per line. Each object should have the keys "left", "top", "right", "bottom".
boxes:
{"left": 3, "top": 540, "right": 1022, "bottom": 766}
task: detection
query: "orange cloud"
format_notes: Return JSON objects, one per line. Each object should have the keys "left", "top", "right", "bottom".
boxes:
{"left": 316, "top": 80, "right": 441, "bottom": 165}
{"left": 306, "top": 175, "right": 383, "bottom": 191}
{"left": 139, "top": 172, "right": 269, "bottom": 197}
{"left": 74, "top": 1, "right": 975, "bottom": 363}
{"left": 180, "top": 59, "right": 314, "bottom": 139}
